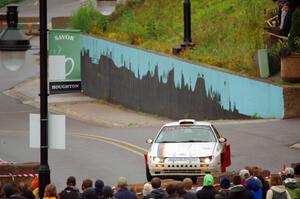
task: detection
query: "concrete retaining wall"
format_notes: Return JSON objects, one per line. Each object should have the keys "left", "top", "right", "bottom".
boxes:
{"left": 80, "top": 35, "right": 286, "bottom": 119}
{"left": 283, "top": 86, "right": 300, "bottom": 118}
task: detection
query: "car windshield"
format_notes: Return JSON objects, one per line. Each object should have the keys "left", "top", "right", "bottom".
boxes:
{"left": 155, "top": 125, "right": 216, "bottom": 143}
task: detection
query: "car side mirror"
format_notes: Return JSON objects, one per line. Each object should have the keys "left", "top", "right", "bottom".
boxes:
{"left": 146, "top": 138, "right": 153, "bottom": 144}
{"left": 219, "top": 137, "right": 227, "bottom": 143}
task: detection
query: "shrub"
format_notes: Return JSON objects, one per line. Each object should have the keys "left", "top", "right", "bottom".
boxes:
{"left": 288, "top": 8, "right": 300, "bottom": 53}
{"left": 70, "top": 3, "right": 108, "bottom": 33}
{"left": 145, "top": 17, "right": 164, "bottom": 39}
{"left": 0, "top": 0, "right": 21, "bottom": 8}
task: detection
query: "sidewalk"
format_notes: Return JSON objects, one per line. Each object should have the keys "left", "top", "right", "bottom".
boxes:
{"left": 4, "top": 76, "right": 173, "bottom": 128}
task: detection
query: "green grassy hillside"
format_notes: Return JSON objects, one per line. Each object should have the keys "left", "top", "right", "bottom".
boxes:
{"left": 72, "top": 0, "right": 276, "bottom": 76}
{"left": 0, "top": 0, "right": 21, "bottom": 8}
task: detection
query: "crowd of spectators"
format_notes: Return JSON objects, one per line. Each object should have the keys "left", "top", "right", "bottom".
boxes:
{"left": 271, "top": 0, "right": 300, "bottom": 36}
{"left": 0, "top": 164, "right": 300, "bottom": 199}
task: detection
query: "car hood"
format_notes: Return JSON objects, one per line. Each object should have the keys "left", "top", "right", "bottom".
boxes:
{"left": 150, "top": 142, "right": 217, "bottom": 157}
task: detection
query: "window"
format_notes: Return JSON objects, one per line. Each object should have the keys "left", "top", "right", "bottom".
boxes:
{"left": 155, "top": 125, "right": 216, "bottom": 143}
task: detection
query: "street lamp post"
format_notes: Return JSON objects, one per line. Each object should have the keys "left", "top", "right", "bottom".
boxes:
{"left": 0, "top": 2, "right": 50, "bottom": 198}
{"left": 172, "top": 0, "right": 194, "bottom": 55}
{"left": 38, "top": 0, "right": 50, "bottom": 198}
{"left": 182, "top": 0, "right": 193, "bottom": 47}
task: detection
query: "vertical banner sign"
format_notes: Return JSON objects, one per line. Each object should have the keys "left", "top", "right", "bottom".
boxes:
{"left": 49, "top": 29, "right": 81, "bottom": 94}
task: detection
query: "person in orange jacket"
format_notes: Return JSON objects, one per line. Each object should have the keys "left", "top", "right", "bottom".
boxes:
{"left": 31, "top": 176, "right": 39, "bottom": 197}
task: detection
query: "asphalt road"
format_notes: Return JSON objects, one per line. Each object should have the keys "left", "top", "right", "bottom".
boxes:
{"left": 1, "top": 49, "right": 300, "bottom": 190}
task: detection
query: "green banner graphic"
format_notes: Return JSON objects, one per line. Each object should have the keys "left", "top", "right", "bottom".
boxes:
{"left": 49, "top": 29, "right": 81, "bottom": 80}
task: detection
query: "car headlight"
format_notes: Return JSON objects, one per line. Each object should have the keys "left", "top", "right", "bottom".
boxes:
{"left": 200, "top": 156, "right": 212, "bottom": 164}
{"left": 152, "top": 157, "right": 165, "bottom": 163}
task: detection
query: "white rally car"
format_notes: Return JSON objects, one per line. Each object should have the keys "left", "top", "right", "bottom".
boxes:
{"left": 144, "top": 119, "right": 231, "bottom": 181}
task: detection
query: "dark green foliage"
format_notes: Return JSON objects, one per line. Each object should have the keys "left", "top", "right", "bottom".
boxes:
{"left": 70, "top": 4, "right": 108, "bottom": 33}
{"left": 119, "top": 10, "right": 143, "bottom": 37}
{"left": 0, "top": 0, "right": 21, "bottom": 8}
{"left": 145, "top": 17, "right": 164, "bottom": 39}
{"left": 288, "top": 8, "right": 300, "bottom": 53}
{"left": 268, "top": 42, "right": 288, "bottom": 74}
{"left": 110, "top": 0, "right": 145, "bottom": 20}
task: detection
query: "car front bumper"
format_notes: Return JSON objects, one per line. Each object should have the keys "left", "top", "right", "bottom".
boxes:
{"left": 148, "top": 158, "right": 221, "bottom": 176}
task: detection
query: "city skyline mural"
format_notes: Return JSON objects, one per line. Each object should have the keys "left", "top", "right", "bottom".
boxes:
{"left": 81, "top": 50, "right": 250, "bottom": 119}
{"left": 80, "top": 35, "right": 284, "bottom": 119}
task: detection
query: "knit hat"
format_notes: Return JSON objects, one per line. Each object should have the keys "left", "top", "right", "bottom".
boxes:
{"left": 285, "top": 167, "right": 295, "bottom": 176}
{"left": 142, "top": 183, "right": 153, "bottom": 196}
{"left": 239, "top": 169, "right": 250, "bottom": 179}
{"left": 95, "top": 179, "right": 104, "bottom": 189}
{"left": 103, "top": 186, "right": 114, "bottom": 198}
{"left": 117, "top": 176, "right": 127, "bottom": 187}
{"left": 203, "top": 174, "right": 214, "bottom": 186}
{"left": 220, "top": 177, "right": 230, "bottom": 189}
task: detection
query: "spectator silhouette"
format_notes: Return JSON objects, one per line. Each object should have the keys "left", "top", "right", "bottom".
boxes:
{"left": 279, "top": 2, "right": 292, "bottom": 36}
{"left": 283, "top": 167, "right": 299, "bottom": 198}
{"left": 218, "top": 177, "right": 231, "bottom": 198}
{"left": 79, "top": 178, "right": 96, "bottom": 199}
{"left": 182, "top": 178, "right": 196, "bottom": 193}
{"left": 2, "top": 184, "right": 15, "bottom": 198}
{"left": 103, "top": 186, "right": 114, "bottom": 199}
{"left": 59, "top": 176, "right": 80, "bottom": 199}
{"left": 2, "top": 183, "right": 27, "bottom": 199}
{"left": 114, "top": 177, "right": 137, "bottom": 199}
{"left": 266, "top": 174, "right": 291, "bottom": 199}
{"left": 94, "top": 180, "right": 104, "bottom": 198}
{"left": 31, "top": 176, "right": 39, "bottom": 198}
{"left": 196, "top": 174, "right": 218, "bottom": 199}
{"left": 246, "top": 178, "right": 262, "bottom": 199}
{"left": 142, "top": 183, "right": 152, "bottom": 199}
{"left": 43, "top": 184, "right": 58, "bottom": 199}
{"left": 19, "top": 182, "right": 35, "bottom": 199}
{"left": 145, "top": 177, "right": 166, "bottom": 199}
{"left": 256, "top": 175, "right": 269, "bottom": 199}
{"left": 176, "top": 182, "right": 197, "bottom": 199}
{"left": 82, "top": 188, "right": 99, "bottom": 199}
{"left": 195, "top": 176, "right": 204, "bottom": 192}
{"left": 239, "top": 169, "right": 250, "bottom": 186}
{"left": 165, "top": 183, "right": 182, "bottom": 199}
{"left": 228, "top": 175, "right": 254, "bottom": 199}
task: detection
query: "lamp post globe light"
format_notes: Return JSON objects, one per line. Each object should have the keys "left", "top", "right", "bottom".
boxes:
{"left": 0, "top": 5, "right": 31, "bottom": 71}
{"left": 0, "top": 2, "right": 50, "bottom": 198}
{"left": 96, "top": 0, "right": 117, "bottom": 15}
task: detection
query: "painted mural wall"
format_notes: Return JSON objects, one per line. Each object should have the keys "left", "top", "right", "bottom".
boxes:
{"left": 80, "top": 35, "right": 284, "bottom": 119}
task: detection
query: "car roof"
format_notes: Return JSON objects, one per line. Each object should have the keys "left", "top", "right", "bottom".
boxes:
{"left": 162, "top": 119, "right": 212, "bottom": 127}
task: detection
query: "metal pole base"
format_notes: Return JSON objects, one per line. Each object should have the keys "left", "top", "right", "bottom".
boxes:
{"left": 181, "top": 41, "right": 195, "bottom": 48}
{"left": 38, "top": 164, "right": 50, "bottom": 199}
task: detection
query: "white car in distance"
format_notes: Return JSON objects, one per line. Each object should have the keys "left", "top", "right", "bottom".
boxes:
{"left": 145, "top": 119, "right": 230, "bottom": 181}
